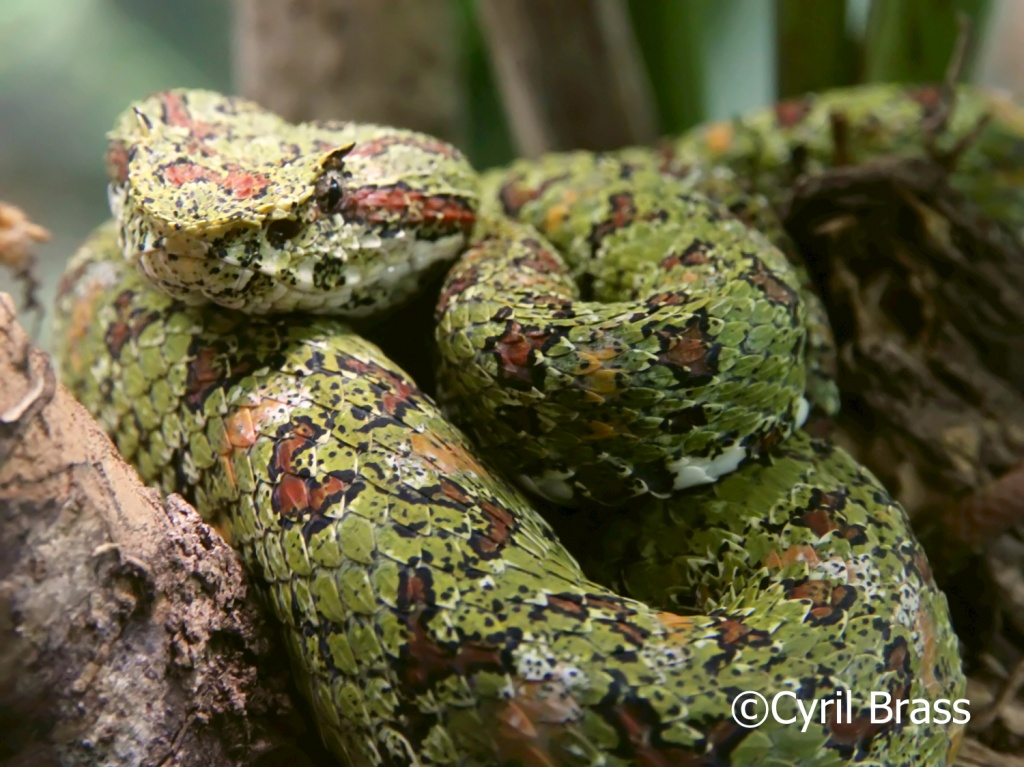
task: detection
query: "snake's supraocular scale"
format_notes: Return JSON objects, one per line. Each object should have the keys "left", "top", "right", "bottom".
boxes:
{"left": 50, "top": 85, "right": 987, "bottom": 765}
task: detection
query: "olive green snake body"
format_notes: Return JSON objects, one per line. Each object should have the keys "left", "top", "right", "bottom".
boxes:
{"left": 52, "top": 83, "right": 1023, "bottom": 765}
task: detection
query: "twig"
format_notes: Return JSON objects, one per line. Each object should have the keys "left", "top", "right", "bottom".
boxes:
{"left": 971, "top": 655, "right": 1024, "bottom": 731}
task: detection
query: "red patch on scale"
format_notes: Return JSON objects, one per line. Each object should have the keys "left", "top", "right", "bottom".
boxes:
{"left": 588, "top": 192, "right": 640, "bottom": 252}
{"left": 601, "top": 701, "right": 751, "bottom": 766}
{"left": 774, "top": 96, "right": 813, "bottom": 128}
{"left": 346, "top": 134, "right": 460, "bottom": 160}
{"left": 743, "top": 255, "right": 798, "bottom": 308}
{"left": 341, "top": 185, "right": 476, "bottom": 235}
{"left": 105, "top": 141, "right": 131, "bottom": 184}
{"left": 157, "top": 91, "right": 196, "bottom": 128}
{"left": 787, "top": 579, "right": 856, "bottom": 624}
{"left": 161, "top": 160, "right": 271, "bottom": 201}
{"left": 656, "top": 323, "right": 717, "bottom": 378}
{"left": 514, "top": 238, "right": 563, "bottom": 275}
{"left": 472, "top": 500, "right": 516, "bottom": 554}
{"left": 491, "top": 321, "right": 551, "bottom": 386}
{"left": 103, "top": 290, "right": 161, "bottom": 361}
{"left": 182, "top": 346, "right": 228, "bottom": 411}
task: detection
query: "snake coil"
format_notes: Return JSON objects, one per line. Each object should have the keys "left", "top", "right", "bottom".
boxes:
{"left": 53, "top": 84, "right": 1015, "bottom": 765}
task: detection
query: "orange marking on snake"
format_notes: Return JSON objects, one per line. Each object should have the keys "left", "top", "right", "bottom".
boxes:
{"left": 409, "top": 431, "right": 488, "bottom": 477}
{"left": 225, "top": 407, "right": 259, "bottom": 449}
{"left": 492, "top": 681, "right": 582, "bottom": 767}
{"left": 764, "top": 544, "right": 822, "bottom": 569}
{"left": 657, "top": 325, "right": 715, "bottom": 375}
{"left": 273, "top": 473, "right": 311, "bottom": 517}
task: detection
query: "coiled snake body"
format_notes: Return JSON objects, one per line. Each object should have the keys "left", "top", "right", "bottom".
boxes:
{"left": 53, "top": 84, "right": 1019, "bottom": 765}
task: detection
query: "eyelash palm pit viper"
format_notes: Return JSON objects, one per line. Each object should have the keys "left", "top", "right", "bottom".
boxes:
{"left": 52, "top": 83, "right": 1024, "bottom": 766}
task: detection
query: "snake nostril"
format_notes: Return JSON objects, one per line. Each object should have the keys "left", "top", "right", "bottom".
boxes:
{"left": 265, "top": 218, "right": 304, "bottom": 247}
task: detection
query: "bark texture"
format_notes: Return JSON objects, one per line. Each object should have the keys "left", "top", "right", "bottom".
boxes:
{"left": 781, "top": 157, "right": 1024, "bottom": 549}
{"left": 0, "top": 294, "right": 322, "bottom": 767}
{"left": 232, "top": 0, "right": 463, "bottom": 144}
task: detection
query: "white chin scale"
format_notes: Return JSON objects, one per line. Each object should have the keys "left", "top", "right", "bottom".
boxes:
{"left": 667, "top": 398, "right": 810, "bottom": 491}
{"left": 666, "top": 444, "right": 748, "bottom": 490}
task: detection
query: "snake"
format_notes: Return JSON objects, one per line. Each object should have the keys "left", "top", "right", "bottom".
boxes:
{"left": 52, "top": 82, "right": 1020, "bottom": 765}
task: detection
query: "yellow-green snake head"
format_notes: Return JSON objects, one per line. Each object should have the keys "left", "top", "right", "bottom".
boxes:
{"left": 105, "top": 89, "right": 479, "bottom": 315}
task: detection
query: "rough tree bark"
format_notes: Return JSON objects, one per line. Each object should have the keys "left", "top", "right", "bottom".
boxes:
{"left": 780, "top": 157, "right": 1024, "bottom": 543}
{"left": 0, "top": 294, "right": 325, "bottom": 767}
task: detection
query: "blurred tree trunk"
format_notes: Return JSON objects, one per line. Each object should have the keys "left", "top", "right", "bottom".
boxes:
{"left": 476, "top": 0, "right": 657, "bottom": 155}
{"left": 627, "top": 0, "right": 707, "bottom": 133}
{"left": 977, "top": 0, "right": 1024, "bottom": 98}
{"left": 232, "top": 0, "right": 464, "bottom": 144}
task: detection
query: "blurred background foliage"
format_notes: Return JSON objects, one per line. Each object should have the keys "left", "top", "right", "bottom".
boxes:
{"left": 0, "top": 0, "right": 1017, "bottom": 342}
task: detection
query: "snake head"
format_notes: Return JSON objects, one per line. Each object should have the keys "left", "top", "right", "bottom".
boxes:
{"left": 107, "top": 90, "right": 478, "bottom": 314}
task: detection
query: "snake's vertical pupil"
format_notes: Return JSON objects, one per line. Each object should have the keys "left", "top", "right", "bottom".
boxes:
{"left": 315, "top": 172, "right": 345, "bottom": 214}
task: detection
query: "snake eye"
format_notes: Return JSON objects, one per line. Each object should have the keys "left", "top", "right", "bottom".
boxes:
{"left": 315, "top": 171, "right": 346, "bottom": 215}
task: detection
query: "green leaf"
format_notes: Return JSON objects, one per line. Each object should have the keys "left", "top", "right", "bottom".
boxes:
{"left": 775, "top": 0, "right": 860, "bottom": 98}
{"left": 627, "top": 0, "right": 707, "bottom": 133}
{"left": 863, "top": 0, "right": 992, "bottom": 83}
{"left": 456, "top": 0, "right": 515, "bottom": 169}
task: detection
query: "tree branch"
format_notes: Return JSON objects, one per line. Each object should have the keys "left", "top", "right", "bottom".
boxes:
{"left": 0, "top": 294, "right": 324, "bottom": 767}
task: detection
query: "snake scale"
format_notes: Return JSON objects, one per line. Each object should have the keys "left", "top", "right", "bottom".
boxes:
{"left": 53, "top": 82, "right": 1024, "bottom": 766}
